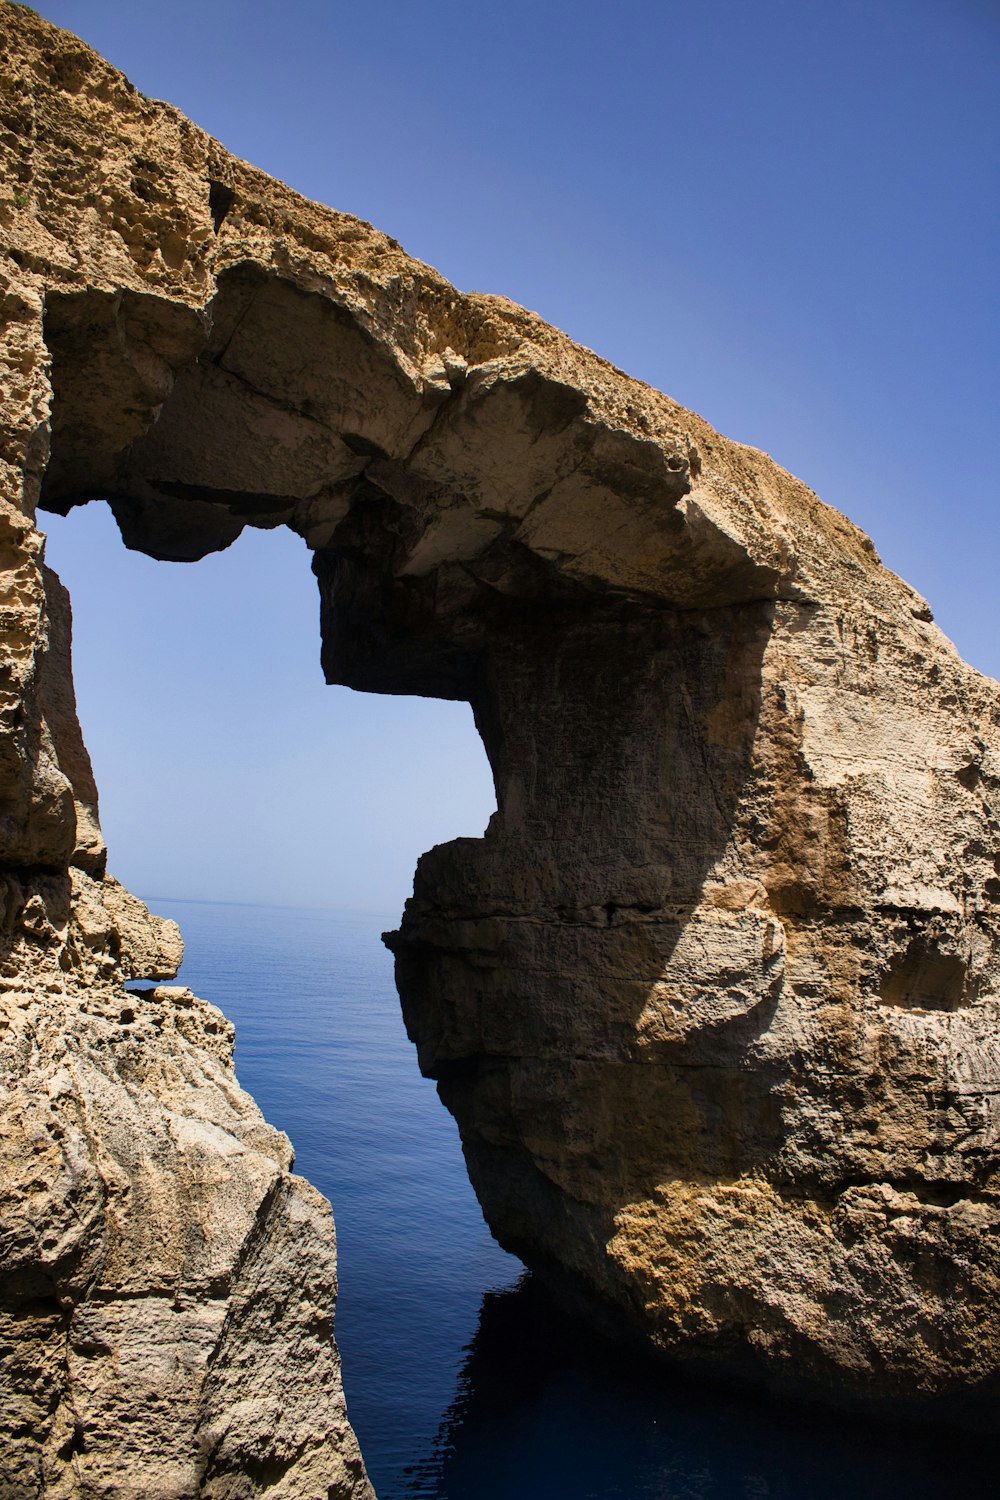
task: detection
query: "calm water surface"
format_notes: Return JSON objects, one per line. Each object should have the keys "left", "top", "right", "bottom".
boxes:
{"left": 150, "top": 900, "right": 998, "bottom": 1500}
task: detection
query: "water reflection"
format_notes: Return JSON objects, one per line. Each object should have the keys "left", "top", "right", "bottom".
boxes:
{"left": 407, "top": 1274, "right": 996, "bottom": 1500}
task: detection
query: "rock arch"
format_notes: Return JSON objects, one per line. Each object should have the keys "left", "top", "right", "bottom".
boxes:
{"left": 4, "top": 5, "right": 1000, "bottom": 1491}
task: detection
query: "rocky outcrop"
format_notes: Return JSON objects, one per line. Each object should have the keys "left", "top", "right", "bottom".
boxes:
{"left": 0, "top": 595, "right": 372, "bottom": 1495}
{"left": 0, "top": 9, "right": 374, "bottom": 1495}
{"left": 1, "top": 967, "right": 371, "bottom": 1499}
{"left": 2, "top": 2, "right": 1000, "bottom": 1479}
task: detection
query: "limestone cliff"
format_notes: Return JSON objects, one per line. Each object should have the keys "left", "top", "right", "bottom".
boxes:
{"left": 2, "top": 5, "right": 1000, "bottom": 1486}
{"left": 0, "top": 8, "right": 374, "bottom": 1495}
{"left": 0, "top": 588, "right": 372, "bottom": 1491}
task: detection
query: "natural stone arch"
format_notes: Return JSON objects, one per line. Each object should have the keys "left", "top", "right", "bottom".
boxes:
{"left": 4, "top": 6, "right": 1000, "bottom": 1493}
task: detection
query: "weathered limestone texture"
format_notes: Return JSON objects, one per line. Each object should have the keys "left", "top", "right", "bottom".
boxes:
{"left": 2, "top": 2, "right": 999, "bottom": 1476}
{"left": 0, "top": 9, "right": 374, "bottom": 1496}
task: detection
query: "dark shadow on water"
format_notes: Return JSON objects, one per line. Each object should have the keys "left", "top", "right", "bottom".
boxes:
{"left": 404, "top": 1274, "right": 998, "bottom": 1500}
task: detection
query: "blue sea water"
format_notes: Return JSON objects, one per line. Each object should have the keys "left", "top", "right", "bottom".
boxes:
{"left": 150, "top": 899, "right": 998, "bottom": 1500}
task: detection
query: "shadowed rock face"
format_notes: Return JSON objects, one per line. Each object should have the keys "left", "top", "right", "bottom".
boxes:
{"left": 2, "top": 4, "right": 1000, "bottom": 1487}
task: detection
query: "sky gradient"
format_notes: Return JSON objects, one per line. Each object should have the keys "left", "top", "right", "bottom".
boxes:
{"left": 34, "top": 0, "right": 1000, "bottom": 912}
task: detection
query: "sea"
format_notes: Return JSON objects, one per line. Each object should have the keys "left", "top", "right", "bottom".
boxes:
{"left": 147, "top": 899, "right": 998, "bottom": 1500}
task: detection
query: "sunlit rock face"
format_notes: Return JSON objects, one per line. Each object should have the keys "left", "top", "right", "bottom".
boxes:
{"left": 2, "top": 4, "right": 1000, "bottom": 1485}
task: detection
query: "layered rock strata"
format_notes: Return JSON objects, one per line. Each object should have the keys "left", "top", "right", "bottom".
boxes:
{"left": 2, "top": 5, "right": 999, "bottom": 1483}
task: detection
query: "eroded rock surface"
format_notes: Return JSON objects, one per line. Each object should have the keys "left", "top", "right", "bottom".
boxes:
{"left": 0, "top": 9, "right": 373, "bottom": 1495}
{"left": 0, "top": 596, "right": 372, "bottom": 1498}
{"left": 2, "top": 968, "right": 371, "bottom": 1499}
{"left": 2, "top": 2, "right": 1000, "bottom": 1478}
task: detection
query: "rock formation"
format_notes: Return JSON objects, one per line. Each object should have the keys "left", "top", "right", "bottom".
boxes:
{"left": 2, "top": 3, "right": 999, "bottom": 1487}
{"left": 0, "top": 10, "right": 374, "bottom": 1496}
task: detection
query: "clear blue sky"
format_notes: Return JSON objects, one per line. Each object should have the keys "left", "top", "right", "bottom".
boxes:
{"left": 35, "top": 0, "right": 1000, "bottom": 913}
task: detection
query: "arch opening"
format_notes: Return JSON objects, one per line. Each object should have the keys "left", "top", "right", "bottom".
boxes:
{"left": 40, "top": 499, "right": 497, "bottom": 917}
{"left": 39, "top": 497, "right": 510, "bottom": 1499}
